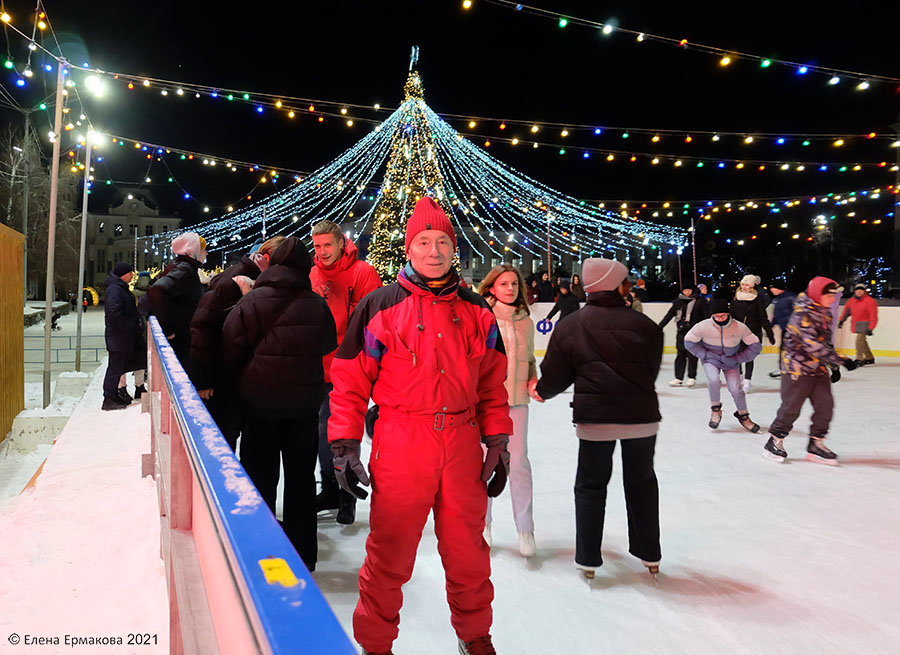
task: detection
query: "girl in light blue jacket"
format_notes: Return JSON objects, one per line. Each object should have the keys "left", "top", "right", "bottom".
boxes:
{"left": 684, "top": 298, "right": 762, "bottom": 432}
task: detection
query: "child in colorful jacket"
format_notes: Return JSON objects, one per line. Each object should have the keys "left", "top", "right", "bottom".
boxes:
{"left": 764, "top": 277, "right": 858, "bottom": 465}
{"left": 684, "top": 298, "right": 762, "bottom": 432}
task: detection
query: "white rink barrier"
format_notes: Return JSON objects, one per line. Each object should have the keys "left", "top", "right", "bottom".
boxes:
{"left": 529, "top": 302, "right": 900, "bottom": 358}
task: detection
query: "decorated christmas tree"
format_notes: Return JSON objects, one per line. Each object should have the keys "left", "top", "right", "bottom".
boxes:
{"left": 367, "top": 59, "right": 453, "bottom": 282}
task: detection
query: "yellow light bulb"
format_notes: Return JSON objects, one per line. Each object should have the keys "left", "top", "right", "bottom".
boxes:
{"left": 531, "top": 125, "right": 539, "bottom": 133}
{"left": 142, "top": 80, "right": 150, "bottom": 87}
{"left": 463, "top": 0, "right": 473, "bottom": 8}
{"left": 736, "top": 163, "right": 744, "bottom": 169}
{"left": 561, "top": 129, "right": 569, "bottom": 137}
{"left": 276, "top": 100, "right": 282, "bottom": 108}
{"left": 652, "top": 158, "right": 660, "bottom": 164}
{"left": 744, "top": 136, "right": 754, "bottom": 144}
{"left": 347, "top": 119, "right": 354, "bottom": 126}
{"left": 288, "top": 111, "right": 295, "bottom": 118}
{"left": 674, "top": 160, "right": 683, "bottom": 167}
{"left": 720, "top": 55, "right": 731, "bottom": 66}
{"left": 511, "top": 138, "right": 519, "bottom": 145}
{"left": 606, "top": 154, "right": 614, "bottom": 161}
{"left": 834, "top": 139, "right": 844, "bottom": 147}
{"left": 340, "top": 107, "right": 348, "bottom": 115}
{"left": 469, "top": 121, "right": 476, "bottom": 128}
{"left": 0, "top": 12, "right": 10, "bottom": 22}
{"left": 652, "top": 135, "right": 660, "bottom": 142}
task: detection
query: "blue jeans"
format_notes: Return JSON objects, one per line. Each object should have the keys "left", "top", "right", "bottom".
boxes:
{"left": 703, "top": 363, "right": 747, "bottom": 412}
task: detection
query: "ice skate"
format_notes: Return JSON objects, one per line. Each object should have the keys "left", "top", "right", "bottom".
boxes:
{"left": 668, "top": 378, "right": 683, "bottom": 387}
{"left": 686, "top": 378, "right": 696, "bottom": 388}
{"left": 806, "top": 437, "right": 838, "bottom": 466}
{"left": 768, "top": 370, "right": 782, "bottom": 379}
{"left": 458, "top": 635, "right": 497, "bottom": 655}
{"left": 315, "top": 478, "right": 340, "bottom": 513}
{"left": 518, "top": 531, "right": 536, "bottom": 558}
{"left": 483, "top": 524, "right": 492, "bottom": 548}
{"left": 101, "top": 397, "right": 128, "bottom": 411}
{"left": 118, "top": 387, "right": 134, "bottom": 404}
{"left": 336, "top": 490, "right": 356, "bottom": 525}
{"left": 708, "top": 404, "right": 723, "bottom": 429}
{"left": 642, "top": 560, "right": 661, "bottom": 580}
{"left": 575, "top": 562, "right": 596, "bottom": 580}
{"left": 741, "top": 379, "right": 752, "bottom": 392}
{"left": 134, "top": 384, "right": 147, "bottom": 400}
{"left": 734, "top": 411, "right": 760, "bottom": 433}
{"left": 763, "top": 435, "right": 788, "bottom": 462}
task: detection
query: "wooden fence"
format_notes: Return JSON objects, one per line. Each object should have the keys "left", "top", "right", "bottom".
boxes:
{"left": 0, "top": 223, "right": 25, "bottom": 442}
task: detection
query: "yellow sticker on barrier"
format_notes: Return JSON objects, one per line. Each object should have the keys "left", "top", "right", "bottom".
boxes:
{"left": 259, "top": 558, "right": 300, "bottom": 587}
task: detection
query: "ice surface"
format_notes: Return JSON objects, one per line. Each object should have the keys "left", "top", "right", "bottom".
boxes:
{"left": 312, "top": 354, "right": 900, "bottom": 654}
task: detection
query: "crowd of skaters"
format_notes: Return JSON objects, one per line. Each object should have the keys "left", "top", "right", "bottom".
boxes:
{"left": 96, "top": 196, "right": 881, "bottom": 655}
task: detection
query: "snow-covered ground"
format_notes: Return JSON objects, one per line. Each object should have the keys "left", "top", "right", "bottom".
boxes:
{"left": 0, "top": 365, "right": 168, "bottom": 655}
{"left": 0, "top": 353, "right": 897, "bottom": 654}
{"left": 313, "top": 353, "right": 900, "bottom": 654}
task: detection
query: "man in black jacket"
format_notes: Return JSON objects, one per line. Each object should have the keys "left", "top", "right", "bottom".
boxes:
{"left": 102, "top": 262, "right": 141, "bottom": 411}
{"left": 190, "top": 236, "right": 285, "bottom": 450}
{"left": 545, "top": 279, "right": 581, "bottom": 323}
{"left": 658, "top": 284, "right": 708, "bottom": 387}
{"left": 535, "top": 257, "right": 663, "bottom": 580}
{"left": 223, "top": 237, "right": 337, "bottom": 571}
{"left": 145, "top": 232, "right": 206, "bottom": 368}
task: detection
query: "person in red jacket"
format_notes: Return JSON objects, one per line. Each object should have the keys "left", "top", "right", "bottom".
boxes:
{"left": 838, "top": 283, "right": 878, "bottom": 366}
{"left": 328, "top": 197, "right": 512, "bottom": 655}
{"left": 309, "top": 220, "right": 382, "bottom": 524}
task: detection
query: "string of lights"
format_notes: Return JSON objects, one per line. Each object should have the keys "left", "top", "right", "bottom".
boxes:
{"left": 470, "top": 0, "right": 900, "bottom": 91}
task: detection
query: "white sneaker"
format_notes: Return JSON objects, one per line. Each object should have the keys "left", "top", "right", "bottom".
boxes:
{"left": 483, "top": 525, "right": 492, "bottom": 548}
{"left": 742, "top": 379, "right": 752, "bottom": 392}
{"left": 686, "top": 378, "right": 696, "bottom": 388}
{"left": 518, "top": 531, "right": 536, "bottom": 557}
{"left": 669, "top": 378, "right": 683, "bottom": 387}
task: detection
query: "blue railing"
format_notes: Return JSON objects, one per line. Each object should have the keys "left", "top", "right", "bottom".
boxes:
{"left": 147, "top": 316, "right": 355, "bottom": 655}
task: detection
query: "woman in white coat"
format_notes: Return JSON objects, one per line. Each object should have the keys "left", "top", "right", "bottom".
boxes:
{"left": 477, "top": 264, "right": 540, "bottom": 557}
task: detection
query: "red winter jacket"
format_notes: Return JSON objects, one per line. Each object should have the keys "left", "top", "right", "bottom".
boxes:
{"left": 309, "top": 239, "right": 382, "bottom": 383}
{"left": 839, "top": 294, "right": 878, "bottom": 333}
{"left": 328, "top": 265, "right": 513, "bottom": 443}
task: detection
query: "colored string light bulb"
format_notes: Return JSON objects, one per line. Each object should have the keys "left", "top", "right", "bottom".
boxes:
{"left": 797, "top": 66, "right": 808, "bottom": 74}
{"left": 828, "top": 76, "right": 841, "bottom": 85}
{"left": 719, "top": 55, "right": 731, "bottom": 66}
{"left": 760, "top": 59, "right": 772, "bottom": 68}
{"left": 558, "top": 17, "right": 568, "bottom": 28}
{"left": 856, "top": 80, "right": 870, "bottom": 90}
{"left": 463, "top": 0, "right": 473, "bottom": 9}
{"left": 0, "top": 12, "right": 10, "bottom": 22}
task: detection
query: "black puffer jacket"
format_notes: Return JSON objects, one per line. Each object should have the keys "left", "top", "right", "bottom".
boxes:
{"left": 104, "top": 274, "right": 140, "bottom": 352}
{"left": 190, "top": 255, "right": 261, "bottom": 391}
{"left": 222, "top": 238, "right": 337, "bottom": 418}
{"left": 546, "top": 292, "right": 581, "bottom": 322}
{"left": 536, "top": 291, "right": 663, "bottom": 424}
{"left": 146, "top": 254, "right": 203, "bottom": 359}
{"left": 732, "top": 292, "right": 775, "bottom": 342}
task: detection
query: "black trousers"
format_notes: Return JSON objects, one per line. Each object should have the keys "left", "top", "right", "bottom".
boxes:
{"left": 674, "top": 330, "right": 698, "bottom": 380}
{"left": 103, "top": 351, "right": 130, "bottom": 399}
{"left": 204, "top": 385, "right": 241, "bottom": 451}
{"left": 240, "top": 414, "right": 319, "bottom": 571}
{"left": 574, "top": 436, "right": 661, "bottom": 567}
{"left": 316, "top": 383, "right": 335, "bottom": 483}
{"left": 770, "top": 374, "right": 834, "bottom": 438}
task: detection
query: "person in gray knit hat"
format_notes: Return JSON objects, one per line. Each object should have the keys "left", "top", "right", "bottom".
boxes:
{"left": 535, "top": 258, "right": 664, "bottom": 581}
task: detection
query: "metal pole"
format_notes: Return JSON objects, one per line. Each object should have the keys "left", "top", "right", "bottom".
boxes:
{"left": 546, "top": 217, "right": 551, "bottom": 275}
{"left": 892, "top": 113, "right": 900, "bottom": 297}
{"left": 75, "top": 131, "right": 92, "bottom": 372}
{"left": 677, "top": 251, "right": 683, "bottom": 289}
{"left": 42, "top": 64, "right": 65, "bottom": 408}
{"left": 691, "top": 217, "right": 698, "bottom": 285}
{"left": 262, "top": 206, "right": 267, "bottom": 239}
{"left": 22, "top": 112, "right": 30, "bottom": 302}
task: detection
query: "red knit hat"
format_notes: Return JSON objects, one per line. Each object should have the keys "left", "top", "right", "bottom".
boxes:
{"left": 405, "top": 197, "right": 457, "bottom": 251}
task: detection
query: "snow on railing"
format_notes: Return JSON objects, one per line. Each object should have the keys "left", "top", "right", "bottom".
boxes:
{"left": 147, "top": 317, "right": 355, "bottom": 655}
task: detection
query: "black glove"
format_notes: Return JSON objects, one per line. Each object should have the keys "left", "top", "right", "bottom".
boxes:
{"left": 364, "top": 405, "right": 379, "bottom": 440}
{"left": 843, "top": 358, "right": 858, "bottom": 372}
{"left": 838, "top": 320, "right": 845, "bottom": 329}
{"left": 867, "top": 329, "right": 873, "bottom": 336}
{"left": 331, "top": 439, "right": 370, "bottom": 500}
{"left": 481, "top": 434, "right": 510, "bottom": 498}
{"left": 830, "top": 365, "right": 841, "bottom": 383}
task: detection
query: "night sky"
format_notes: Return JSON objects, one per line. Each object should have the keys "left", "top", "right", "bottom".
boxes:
{"left": 3, "top": 0, "right": 899, "bottom": 285}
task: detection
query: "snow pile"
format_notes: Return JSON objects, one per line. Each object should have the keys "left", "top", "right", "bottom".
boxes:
{"left": 0, "top": 365, "right": 168, "bottom": 654}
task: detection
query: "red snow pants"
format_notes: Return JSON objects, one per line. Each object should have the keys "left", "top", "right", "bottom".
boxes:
{"left": 353, "top": 408, "right": 492, "bottom": 652}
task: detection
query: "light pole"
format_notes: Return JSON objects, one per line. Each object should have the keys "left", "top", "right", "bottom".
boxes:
{"left": 42, "top": 62, "right": 66, "bottom": 408}
{"left": 75, "top": 131, "right": 93, "bottom": 372}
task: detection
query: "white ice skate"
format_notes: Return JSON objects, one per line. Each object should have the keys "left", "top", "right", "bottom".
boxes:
{"left": 642, "top": 560, "right": 661, "bottom": 580}
{"left": 575, "top": 562, "right": 596, "bottom": 580}
{"left": 742, "top": 379, "right": 752, "bottom": 392}
{"left": 518, "top": 531, "right": 536, "bottom": 558}
{"left": 669, "top": 378, "right": 683, "bottom": 387}
{"left": 686, "top": 378, "right": 696, "bottom": 388}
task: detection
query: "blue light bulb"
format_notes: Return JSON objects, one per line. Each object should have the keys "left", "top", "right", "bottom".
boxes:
{"left": 184, "top": 193, "right": 191, "bottom": 199}
{"left": 717, "top": 162, "right": 725, "bottom": 168}
{"left": 256, "top": 106, "right": 263, "bottom": 113}
{"left": 16, "top": 77, "right": 25, "bottom": 86}
{"left": 776, "top": 138, "right": 785, "bottom": 144}
{"left": 582, "top": 152, "right": 590, "bottom": 158}
{"left": 594, "top": 128, "right": 602, "bottom": 135}
{"left": 798, "top": 66, "right": 808, "bottom": 74}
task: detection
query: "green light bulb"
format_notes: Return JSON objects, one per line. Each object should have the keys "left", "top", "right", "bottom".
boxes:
{"left": 760, "top": 59, "right": 772, "bottom": 68}
{"left": 4, "top": 59, "right": 13, "bottom": 69}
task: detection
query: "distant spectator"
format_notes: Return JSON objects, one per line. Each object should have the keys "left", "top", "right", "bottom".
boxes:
{"left": 731, "top": 274, "right": 775, "bottom": 392}
{"left": 838, "top": 283, "right": 878, "bottom": 366}
{"left": 537, "top": 271, "right": 555, "bottom": 302}
{"left": 659, "top": 284, "right": 707, "bottom": 387}
{"left": 570, "top": 273, "right": 586, "bottom": 301}
{"left": 102, "top": 262, "right": 141, "bottom": 411}
{"left": 633, "top": 278, "right": 649, "bottom": 303}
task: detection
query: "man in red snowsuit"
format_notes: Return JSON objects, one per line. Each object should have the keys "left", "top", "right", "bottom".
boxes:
{"left": 328, "top": 197, "right": 513, "bottom": 655}
{"left": 309, "top": 220, "right": 382, "bottom": 524}
{"left": 838, "top": 283, "right": 878, "bottom": 366}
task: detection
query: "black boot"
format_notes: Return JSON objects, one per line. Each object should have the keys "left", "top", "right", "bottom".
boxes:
{"left": 118, "top": 387, "right": 134, "bottom": 404}
{"left": 134, "top": 384, "right": 147, "bottom": 399}
{"left": 336, "top": 489, "right": 357, "bottom": 525}
{"left": 102, "top": 396, "right": 128, "bottom": 411}
{"left": 315, "top": 477, "right": 340, "bottom": 512}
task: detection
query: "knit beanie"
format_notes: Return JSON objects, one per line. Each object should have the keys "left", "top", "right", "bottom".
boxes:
{"left": 709, "top": 298, "right": 730, "bottom": 315}
{"left": 581, "top": 258, "right": 628, "bottom": 293}
{"left": 171, "top": 232, "right": 203, "bottom": 260}
{"left": 853, "top": 283, "right": 867, "bottom": 291}
{"left": 405, "top": 197, "right": 457, "bottom": 251}
{"left": 740, "top": 274, "right": 758, "bottom": 287}
{"left": 806, "top": 276, "right": 840, "bottom": 304}
{"left": 112, "top": 261, "right": 133, "bottom": 277}
{"left": 559, "top": 279, "right": 571, "bottom": 290}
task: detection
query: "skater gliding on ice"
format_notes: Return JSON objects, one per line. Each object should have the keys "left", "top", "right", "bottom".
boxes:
{"left": 658, "top": 283, "right": 707, "bottom": 387}
{"left": 731, "top": 274, "right": 775, "bottom": 392}
{"left": 684, "top": 299, "right": 762, "bottom": 432}
{"left": 764, "top": 277, "right": 857, "bottom": 465}
{"left": 838, "top": 283, "right": 878, "bottom": 366}
{"left": 534, "top": 258, "right": 663, "bottom": 581}
{"left": 327, "top": 197, "right": 512, "bottom": 655}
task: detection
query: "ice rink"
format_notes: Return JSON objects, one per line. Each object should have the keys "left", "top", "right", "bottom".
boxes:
{"left": 312, "top": 353, "right": 900, "bottom": 654}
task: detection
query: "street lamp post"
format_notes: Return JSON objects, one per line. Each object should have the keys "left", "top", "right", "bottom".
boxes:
{"left": 75, "top": 131, "right": 93, "bottom": 372}
{"left": 41, "top": 62, "right": 66, "bottom": 408}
